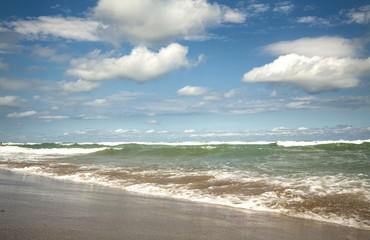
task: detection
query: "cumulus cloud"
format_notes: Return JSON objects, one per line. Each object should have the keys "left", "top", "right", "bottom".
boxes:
{"left": 93, "top": 0, "right": 245, "bottom": 45}
{"left": 0, "top": 95, "right": 24, "bottom": 109}
{"left": 244, "top": 36, "right": 370, "bottom": 93}
{"left": 242, "top": 54, "right": 370, "bottom": 93}
{"left": 59, "top": 79, "right": 101, "bottom": 93}
{"left": 9, "top": 16, "right": 102, "bottom": 41}
{"left": 67, "top": 43, "right": 193, "bottom": 82}
{"left": 7, "top": 110, "right": 37, "bottom": 118}
{"left": 264, "top": 36, "right": 360, "bottom": 58}
{"left": 177, "top": 86, "right": 209, "bottom": 96}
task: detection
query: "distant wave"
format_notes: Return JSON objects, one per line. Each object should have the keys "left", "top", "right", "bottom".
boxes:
{"left": 2, "top": 139, "right": 370, "bottom": 148}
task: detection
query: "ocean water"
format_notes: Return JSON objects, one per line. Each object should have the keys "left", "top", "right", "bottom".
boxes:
{"left": 0, "top": 140, "right": 369, "bottom": 230}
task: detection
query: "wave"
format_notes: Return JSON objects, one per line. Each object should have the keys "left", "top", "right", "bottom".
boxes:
{"left": 1, "top": 140, "right": 369, "bottom": 162}
{"left": 276, "top": 139, "right": 370, "bottom": 147}
{"left": 0, "top": 139, "right": 369, "bottom": 230}
{"left": 0, "top": 145, "right": 106, "bottom": 156}
{"left": 2, "top": 139, "right": 369, "bottom": 148}
{"left": 1, "top": 160, "right": 369, "bottom": 230}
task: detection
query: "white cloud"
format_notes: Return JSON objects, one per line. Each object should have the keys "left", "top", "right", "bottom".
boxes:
{"left": 79, "top": 114, "right": 108, "bottom": 120}
{"left": 0, "top": 77, "right": 29, "bottom": 90}
{"left": 145, "top": 129, "right": 155, "bottom": 134}
{"left": 0, "top": 38, "right": 24, "bottom": 54}
{"left": 345, "top": 5, "right": 370, "bottom": 24}
{"left": 84, "top": 98, "right": 109, "bottom": 107}
{"left": 82, "top": 91, "right": 139, "bottom": 108}
{"left": 0, "top": 59, "right": 9, "bottom": 70}
{"left": 33, "top": 45, "right": 69, "bottom": 62}
{"left": 190, "top": 132, "right": 242, "bottom": 138}
{"left": 269, "top": 90, "right": 277, "bottom": 98}
{"left": 223, "top": 8, "right": 246, "bottom": 23}
{"left": 246, "top": 36, "right": 370, "bottom": 93}
{"left": 147, "top": 120, "right": 159, "bottom": 124}
{"left": 203, "top": 94, "right": 222, "bottom": 101}
{"left": 93, "top": 0, "right": 245, "bottom": 45}
{"left": 273, "top": 1, "right": 294, "bottom": 14}
{"left": 264, "top": 36, "right": 360, "bottom": 58}
{"left": 184, "top": 129, "right": 195, "bottom": 133}
{"left": 114, "top": 129, "right": 129, "bottom": 134}
{"left": 177, "top": 86, "right": 209, "bottom": 96}
{"left": 67, "top": 43, "right": 193, "bottom": 82}
{"left": 38, "top": 115, "right": 69, "bottom": 120}
{"left": 242, "top": 54, "right": 370, "bottom": 93}
{"left": 7, "top": 110, "right": 37, "bottom": 118}
{"left": 9, "top": 16, "right": 102, "bottom": 41}
{"left": 0, "top": 95, "right": 23, "bottom": 109}
{"left": 224, "top": 89, "right": 238, "bottom": 98}
{"left": 247, "top": 4, "right": 270, "bottom": 15}
{"left": 286, "top": 101, "right": 314, "bottom": 109}
{"left": 59, "top": 79, "right": 101, "bottom": 93}
{"left": 297, "top": 16, "right": 331, "bottom": 26}
{"left": 157, "top": 130, "right": 169, "bottom": 134}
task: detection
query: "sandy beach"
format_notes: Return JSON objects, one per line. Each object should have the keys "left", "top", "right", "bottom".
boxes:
{"left": 0, "top": 169, "right": 368, "bottom": 240}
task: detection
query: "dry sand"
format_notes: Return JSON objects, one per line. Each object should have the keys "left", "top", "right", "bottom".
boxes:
{"left": 0, "top": 170, "right": 368, "bottom": 240}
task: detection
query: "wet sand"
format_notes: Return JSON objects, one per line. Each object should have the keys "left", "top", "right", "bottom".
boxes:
{"left": 0, "top": 170, "right": 368, "bottom": 240}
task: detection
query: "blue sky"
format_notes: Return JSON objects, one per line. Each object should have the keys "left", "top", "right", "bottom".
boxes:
{"left": 0, "top": 0, "right": 369, "bottom": 142}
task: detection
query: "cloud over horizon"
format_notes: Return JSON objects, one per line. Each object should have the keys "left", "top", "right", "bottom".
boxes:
{"left": 177, "top": 86, "right": 209, "bottom": 96}
{"left": 7, "top": 110, "right": 37, "bottom": 118}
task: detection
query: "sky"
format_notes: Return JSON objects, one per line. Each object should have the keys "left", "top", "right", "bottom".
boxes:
{"left": 0, "top": 0, "right": 369, "bottom": 142}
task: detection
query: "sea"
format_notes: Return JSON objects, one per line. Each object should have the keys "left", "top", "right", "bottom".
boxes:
{"left": 0, "top": 140, "right": 369, "bottom": 230}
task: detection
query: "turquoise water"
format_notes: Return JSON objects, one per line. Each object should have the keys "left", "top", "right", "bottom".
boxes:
{"left": 0, "top": 140, "right": 369, "bottom": 229}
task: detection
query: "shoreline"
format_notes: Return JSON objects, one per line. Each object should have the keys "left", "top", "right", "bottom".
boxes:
{"left": 0, "top": 169, "right": 368, "bottom": 240}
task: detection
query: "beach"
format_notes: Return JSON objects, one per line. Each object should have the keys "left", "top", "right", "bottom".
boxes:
{"left": 0, "top": 169, "right": 368, "bottom": 240}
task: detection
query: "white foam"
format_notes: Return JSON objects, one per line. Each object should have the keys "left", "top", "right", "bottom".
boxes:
{"left": 76, "top": 141, "right": 276, "bottom": 146}
{"left": 0, "top": 146, "right": 106, "bottom": 156}
{"left": 2, "top": 164, "right": 369, "bottom": 230}
{"left": 277, "top": 139, "right": 370, "bottom": 147}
